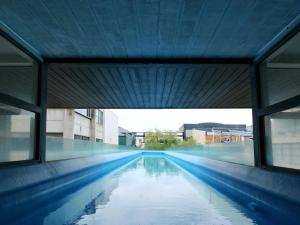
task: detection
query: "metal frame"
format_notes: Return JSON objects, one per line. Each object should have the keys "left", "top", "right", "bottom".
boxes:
{"left": 44, "top": 57, "right": 252, "bottom": 65}
{"left": 0, "top": 32, "right": 47, "bottom": 167}
{"left": 36, "top": 63, "right": 48, "bottom": 162}
{"left": 252, "top": 18, "right": 300, "bottom": 172}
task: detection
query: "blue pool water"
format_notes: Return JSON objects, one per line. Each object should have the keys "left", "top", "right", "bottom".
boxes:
{"left": 0, "top": 155, "right": 297, "bottom": 225}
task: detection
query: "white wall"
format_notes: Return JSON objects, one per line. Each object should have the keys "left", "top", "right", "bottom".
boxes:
{"left": 74, "top": 113, "right": 91, "bottom": 137}
{"left": 47, "top": 109, "right": 118, "bottom": 143}
{"left": 103, "top": 110, "right": 118, "bottom": 145}
{"left": 46, "top": 109, "right": 65, "bottom": 133}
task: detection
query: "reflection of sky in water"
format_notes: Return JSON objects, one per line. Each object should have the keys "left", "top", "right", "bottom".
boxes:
{"left": 72, "top": 157, "right": 257, "bottom": 225}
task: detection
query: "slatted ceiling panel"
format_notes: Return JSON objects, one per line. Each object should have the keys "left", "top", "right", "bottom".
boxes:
{"left": 127, "top": 68, "right": 142, "bottom": 107}
{"left": 119, "top": 68, "right": 136, "bottom": 107}
{"left": 178, "top": 68, "right": 204, "bottom": 108}
{"left": 201, "top": 66, "right": 247, "bottom": 107}
{"left": 219, "top": 84, "right": 251, "bottom": 108}
{"left": 98, "top": 67, "right": 122, "bottom": 107}
{"left": 95, "top": 67, "right": 120, "bottom": 107}
{"left": 47, "top": 63, "right": 251, "bottom": 108}
{"left": 85, "top": 68, "right": 110, "bottom": 106}
{"left": 212, "top": 70, "right": 251, "bottom": 108}
{"left": 184, "top": 67, "right": 216, "bottom": 108}
{"left": 171, "top": 68, "right": 188, "bottom": 107}
{"left": 169, "top": 68, "right": 185, "bottom": 107}
{"left": 162, "top": 68, "right": 174, "bottom": 107}
{"left": 197, "top": 67, "right": 229, "bottom": 106}
{"left": 195, "top": 67, "right": 228, "bottom": 106}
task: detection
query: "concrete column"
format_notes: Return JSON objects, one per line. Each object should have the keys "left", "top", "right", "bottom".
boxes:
{"left": 90, "top": 109, "right": 97, "bottom": 142}
{"left": 63, "top": 109, "right": 75, "bottom": 139}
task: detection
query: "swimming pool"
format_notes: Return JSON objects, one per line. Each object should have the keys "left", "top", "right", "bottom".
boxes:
{"left": 0, "top": 153, "right": 298, "bottom": 225}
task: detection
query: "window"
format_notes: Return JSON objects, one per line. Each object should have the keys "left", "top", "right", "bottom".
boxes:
{"left": 259, "top": 30, "right": 300, "bottom": 170}
{"left": 96, "top": 109, "right": 103, "bottom": 125}
{"left": 0, "top": 36, "right": 38, "bottom": 104}
{"left": 74, "top": 135, "right": 90, "bottom": 141}
{"left": 46, "top": 133, "right": 63, "bottom": 138}
{"left": 265, "top": 107, "right": 300, "bottom": 169}
{"left": 0, "top": 35, "right": 39, "bottom": 163}
{"left": 0, "top": 103, "right": 36, "bottom": 162}
{"left": 75, "top": 109, "right": 92, "bottom": 118}
{"left": 260, "top": 32, "right": 300, "bottom": 107}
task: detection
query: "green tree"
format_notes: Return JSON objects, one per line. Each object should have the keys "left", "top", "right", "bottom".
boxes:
{"left": 144, "top": 129, "right": 196, "bottom": 150}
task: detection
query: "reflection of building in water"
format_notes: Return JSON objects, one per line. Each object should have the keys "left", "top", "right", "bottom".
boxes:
{"left": 83, "top": 177, "right": 119, "bottom": 215}
{"left": 143, "top": 157, "right": 179, "bottom": 176}
{"left": 179, "top": 123, "right": 253, "bottom": 144}
{"left": 44, "top": 174, "right": 120, "bottom": 225}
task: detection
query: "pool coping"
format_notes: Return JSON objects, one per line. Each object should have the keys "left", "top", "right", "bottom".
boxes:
{"left": 164, "top": 151, "right": 300, "bottom": 205}
{"left": 0, "top": 151, "right": 141, "bottom": 196}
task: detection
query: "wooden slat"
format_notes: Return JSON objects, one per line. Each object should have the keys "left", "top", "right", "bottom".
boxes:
{"left": 47, "top": 63, "right": 251, "bottom": 108}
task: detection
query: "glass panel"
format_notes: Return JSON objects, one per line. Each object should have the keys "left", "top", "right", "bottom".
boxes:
{"left": 260, "top": 32, "right": 300, "bottom": 107}
{"left": 265, "top": 106, "right": 300, "bottom": 169}
{"left": 46, "top": 136, "right": 136, "bottom": 161}
{"left": 0, "top": 102, "right": 35, "bottom": 162}
{"left": 0, "top": 35, "right": 38, "bottom": 104}
{"left": 169, "top": 141, "right": 254, "bottom": 166}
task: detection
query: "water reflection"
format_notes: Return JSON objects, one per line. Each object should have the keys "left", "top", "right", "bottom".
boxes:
{"left": 0, "top": 157, "right": 279, "bottom": 225}
{"left": 72, "top": 157, "right": 260, "bottom": 225}
{"left": 140, "top": 156, "right": 180, "bottom": 176}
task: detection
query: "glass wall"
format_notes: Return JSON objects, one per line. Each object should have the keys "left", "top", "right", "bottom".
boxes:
{"left": 46, "top": 136, "right": 135, "bottom": 161}
{"left": 170, "top": 141, "right": 254, "bottom": 166}
{"left": 264, "top": 107, "right": 300, "bottom": 169}
{"left": 0, "top": 35, "right": 38, "bottom": 163}
{"left": 260, "top": 31, "right": 300, "bottom": 169}
{"left": 260, "top": 32, "right": 300, "bottom": 107}
{"left": 0, "top": 103, "right": 36, "bottom": 162}
{"left": 0, "top": 36, "right": 38, "bottom": 104}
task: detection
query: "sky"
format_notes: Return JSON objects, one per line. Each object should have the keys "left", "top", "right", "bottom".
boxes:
{"left": 111, "top": 109, "right": 252, "bottom": 132}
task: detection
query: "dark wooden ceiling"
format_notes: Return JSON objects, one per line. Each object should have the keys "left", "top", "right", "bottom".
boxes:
{"left": 1, "top": 1, "right": 299, "bottom": 108}
{"left": 48, "top": 63, "right": 251, "bottom": 108}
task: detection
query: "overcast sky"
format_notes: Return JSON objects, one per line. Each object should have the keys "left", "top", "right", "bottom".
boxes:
{"left": 111, "top": 109, "right": 252, "bottom": 132}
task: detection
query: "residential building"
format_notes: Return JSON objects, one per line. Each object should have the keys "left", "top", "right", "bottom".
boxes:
{"left": 118, "top": 127, "right": 135, "bottom": 146}
{"left": 46, "top": 109, "right": 118, "bottom": 145}
{"left": 133, "top": 132, "right": 145, "bottom": 148}
{"left": 180, "top": 123, "right": 253, "bottom": 144}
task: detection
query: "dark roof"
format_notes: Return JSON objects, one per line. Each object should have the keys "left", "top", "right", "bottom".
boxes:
{"left": 182, "top": 123, "right": 246, "bottom": 132}
{"left": 1, "top": 1, "right": 299, "bottom": 108}
{"left": 0, "top": 1, "right": 299, "bottom": 59}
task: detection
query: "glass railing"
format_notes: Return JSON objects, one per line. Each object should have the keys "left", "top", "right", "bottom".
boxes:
{"left": 168, "top": 141, "right": 254, "bottom": 166}
{"left": 46, "top": 136, "right": 138, "bottom": 161}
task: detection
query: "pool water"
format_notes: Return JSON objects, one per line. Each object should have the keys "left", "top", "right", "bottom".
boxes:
{"left": 0, "top": 156, "right": 289, "bottom": 225}
{"left": 72, "top": 156, "right": 258, "bottom": 225}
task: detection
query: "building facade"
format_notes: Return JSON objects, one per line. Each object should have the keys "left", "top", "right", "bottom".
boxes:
{"left": 118, "top": 127, "right": 135, "bottom": 146}
{"left": 180, "top": 123, "right": 253, "bottom": 144}
{"left": 46, "top": 109, "right": 118, "bottom": 145}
